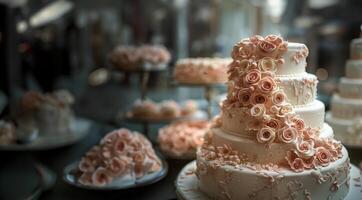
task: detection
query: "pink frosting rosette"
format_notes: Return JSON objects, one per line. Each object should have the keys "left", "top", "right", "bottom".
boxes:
{"left": 77, "top": 128, "right": 162, "bottom": 187}
{"left": 258, "top": 57, "right": 277, "bottom": 72}
{"left": 250, "top": 93, "right": 267, "bottom": 105}
{"left": 278, "top": 127, "right": 298, "bottom": 143}
{"left": 256, "top": 127, "right": 276, "bottom": 145}
{"left": 243, "top": 69, "right": 261, "bottom": 86}
{"left": 250, "top": 104, "right": 266, "bottom": 118}
{"left": 237, "top": 88, "right": 252, "bottom": 106}
{"left": 271, "top": 90, "right": 286, "bottom": 105}
{"left": 314, "top": 147, "right": 332, "bottom": 167}
{"left": 258, "top": 77, "right": 276, "bottom": 94}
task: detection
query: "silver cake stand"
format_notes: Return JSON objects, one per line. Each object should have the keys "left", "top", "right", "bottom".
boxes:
{"left": 175, "top": 161, "right": 362, "bottom": 200}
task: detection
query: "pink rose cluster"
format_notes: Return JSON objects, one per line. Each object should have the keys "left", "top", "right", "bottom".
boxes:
{"left": 21, "top": 90, "right": 74, "bottom": 112}
{"left": 223, "top": 35, "right": 343, "bottom": 172}
{"left": 109, "top": 45, "right": 171, "bottom": 70}
{"left": 158, "top": 120, "right": 209, "bottom": 157}
{"left": 78, "top": 128, "right": 162, "bottom": 186}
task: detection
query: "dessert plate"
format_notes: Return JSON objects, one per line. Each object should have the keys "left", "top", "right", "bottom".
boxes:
{"left": 175, "top": 161, "right": 362, "bottom": 200}
{"left": 63, "top": 155, "right": 168, "bottom": 190}
{"left": 0, "top": 117, "right": 91, "bottom": 151}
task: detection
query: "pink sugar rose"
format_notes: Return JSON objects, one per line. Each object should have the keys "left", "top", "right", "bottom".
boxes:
{"left": 256, "top": 127, "right": 275, "bottom": 144}
{"left": 101, "top": 131, "right": 118, "bottom": 145}
{"left": 250, "top": 35, "right": 263, "bottom": 44}
{"left": 238, "top": 59, "right": 253, "bottom": 72}
{"left": 277, "top": 104, "right": 293, "bottom": 117}
{"left": 173, "top": 135, "right": 190, "bottom": 155}
{"left": 315, "top": 147, "right": 331, "bottom": 166}
{"left": 244, "top": 69, "right": 261, "bottom": 86}
{"left": 292, "top": 118, "right": 305, "bottom": 131}
{"left": 133, "top": 151, "right": 145, "bottom": 164}
{"left": 296, "top": 140, "right": 315, "bottom": 159}
{"left": 269, "top": 105, "right": 279, "bottom": 114}
{"left": 302, "top": 127, "right": 319, "bottom": 139}
{"left": 278, "top": 42, "right": 288, "bottom": 52}
{"left": 290, "top": 158, "right": 304, "bottom": 172}
{"left": 231, "top": 42, "right": 255, "bottom": 60}
{"left": 109, "top": 157, "right": 128, "bottom": 176}
{"left": 250, "top": 104, "right": 266, "bottom": 118}
{"left": 92, "top": 167, "right": 112, "bottom": 186}
{"left": 258, "top": 57, "right": 277, "bottom": 72}
{"left": 272, "top": 90, "right": 286, "bottom": 105}
{"left": 129, "top": 140, "right": 143, "bottom": 151}
{"left": 116, "top": 128, "right": 132, "bottom": 141}
{"left": 265, "top": 35, "right": 283, "bottom": 46}
{"left": 257, "top": 40, "right": 277, "bottom": 56}
{"left": 251, "top": 93, "right": 267, "bottom": 105}
{"left": 237, "top": 88, "right": 252, "bottom": 106}
{"left": 278, "top": 127, "right": 297, "bottom": 143}
{"left": 113, "top": 139, "right": 127, "bottom": 154}
{"left": 258, "top": 77, "right": 276, "bottom": 94}
{"left": 266, "top": 118, "right": 281, "bottom": 130}
{"left": 79, "top": 158, "right": 95, "bottom": 173}
{"left": 78, "top": 172, "right": 93, "bottom": 185}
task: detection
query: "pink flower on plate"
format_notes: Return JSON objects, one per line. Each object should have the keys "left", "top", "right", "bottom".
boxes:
{"left": 79, "top": 157, "right": 95, "bottom": 173}
{"left": 237, "top": 88, "right": 252, "bottom": 106}
{"left": 292, "top": 118, "right": 305, "bottom": 131}
{"left": 132, "top": 151, "right": 145, "bottom": 165}
{"left": 257, "top": 40, "right": 277, "bottom": 57}
{"left": 258, "top": 77, "right": 276, "bottom": 94}
{"left": 113, "top": 139, "right": 127, "bottom": 155}
{"left": 266, "top": 118, "right": 281, "bottom": 130}
{"left": 244, "top": 69, "right": 261, "bottom": 86}
{"left": 272, "top": 90, "right": 286, "bottom": 105}
{"left": 78, "top": 172, "right": 93, "bottom": 186}
{"left": 265, "top": 35, "right": 283, "bottom": 46}
{"left": 91, "top": 167, "right": 112, "bottom": 186}
{"left": 172, "top": 135, "right": 189, "bottom": 155}
{"left": 278, "top": 127, "right": 297, "bottom": 143}
{"left": 250, "top": 104, "right": 266, "bottom": 118}
{"left": 290, "top": 158, "right": 305, "bottom": 172}
{"left": 116, "top": 128, "right": 132, "bottom": 141}
{"left": 100, "top": 131, "right": 118, "bottom": 145}
{"left": 258, "top": 57, "right": 277, "bottom": 72}
{"left": 315, "top": 147, "right": 331, "bottom": 167}
{"left": 129, "top": 139, "right": 143, "bottom": 152}
{"left": 251, "top": 93, "right": 267, "bottom": 105}
{"left": 256, "top": 127, "right": 275, "bottom": 144}
{"left": 109, "top": 157, "right": 128, "bottom": 176}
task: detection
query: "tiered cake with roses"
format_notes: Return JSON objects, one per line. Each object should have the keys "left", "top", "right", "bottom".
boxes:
{"left": 196, "top": 35, "right": 351, "bottom": 199}
{"left": 326, "top": 35, "right": 362, "bottom": 146}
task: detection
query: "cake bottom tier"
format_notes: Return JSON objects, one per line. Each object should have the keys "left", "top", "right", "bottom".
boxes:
{"left": 326, "top": 112, "right": 362, "bottom": 146}
{"left": 196, "top": 147, "right": 350, "bottom": 200}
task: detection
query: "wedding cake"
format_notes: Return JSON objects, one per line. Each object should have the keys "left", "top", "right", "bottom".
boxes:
{"left": 195, "top": 35, "right": 351, "bottom": 199}
{"left": 326, "top": 35, "right": 362, "bottom": 145}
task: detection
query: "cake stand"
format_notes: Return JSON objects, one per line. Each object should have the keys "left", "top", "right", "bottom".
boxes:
{"left": 116, "top": 110, "right": 207, "bottom": 139}
{"left": 175, "top": 161, "right": 362, "bottom": 200}
{"left": 0, "top": 117, "right": 92, "bottom": 151}
{"left": 172, "top": 82, "right": 225, "bottom": 120}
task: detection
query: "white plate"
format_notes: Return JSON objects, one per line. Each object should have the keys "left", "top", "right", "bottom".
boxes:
{"left": 175, "top": 161, "right": 362, "bottom": 200}
{"left": 0, "top": 117, "right": 91, "bottom": 151}
{"left": 63, "top": 156, "right": 168, "bottom": 190}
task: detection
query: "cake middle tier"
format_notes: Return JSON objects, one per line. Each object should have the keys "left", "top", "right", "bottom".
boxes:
{"left": 211, "top": 124, "right": 333, "bottom": 164}
{"left": 276, "top": 73, "right": 318, "bottom": 105}
{"left": 338, "top": 77, "right": 362, "bottom": 98}
{"left": 222, "top": 100, "right": 325, "bottom": 135}
{"left": 330, "top": 94, "right": 362, "bottom": 119}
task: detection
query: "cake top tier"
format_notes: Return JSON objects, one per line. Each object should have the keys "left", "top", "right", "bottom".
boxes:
{"left": 350, "top": 38, "right": 362, "bottom": 60}
{"left": 231, "top": 35, "right": 308, "bottom": 76}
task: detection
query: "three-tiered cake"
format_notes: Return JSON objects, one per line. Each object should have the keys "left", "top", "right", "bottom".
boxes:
{"left": 196, "top": 35, "right": 350, "bottom": 199}
{"left": 326, "top": 36, "right": 362, "bottom": 146}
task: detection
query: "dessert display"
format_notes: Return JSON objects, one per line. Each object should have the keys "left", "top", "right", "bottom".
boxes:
{"left": 0, "top": 120, "right": 16, "bottom": 145}
{"left": 158, "top": 120, "right": 208, "bottom": 159}
{"left": 109, "top": 45, "right": 171, "bottom": 71}
{"left": 326, "top": 35, "right": 362, "bottom": 146}
{"left": 18, "top": 90, "right": 74, "bottom": 136}
{"left": 190, "top": 35, "right": 351, "bottom": 199}
{"left": 77, "top": 128, "right": 162, "bottom": 186}
{"left": 173, "top": 58, "right": 232, "bottom": 84}
{"left": 128, "top": 99, "right": 198, "bottom": 121}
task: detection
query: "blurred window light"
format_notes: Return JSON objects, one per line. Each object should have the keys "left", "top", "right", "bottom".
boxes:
{"left": 316, "top": 68, "right": 329, "bottom": 81}
{"left": 308, "top": 0, "right": 338, "bottom": 9}
{"left": 266, "top": 0, "right": 287, "bottom": 22}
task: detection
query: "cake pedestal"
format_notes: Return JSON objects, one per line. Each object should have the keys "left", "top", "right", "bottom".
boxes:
{"left": 172, "top": 82, "right": 224, "bottom": 120}
{"left": 175, "top": 161, "right": 362, "bottom": 200}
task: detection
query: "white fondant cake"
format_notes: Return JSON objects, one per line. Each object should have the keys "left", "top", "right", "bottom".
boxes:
{"left": 194, "top": 35, "right": 350, "bottom": 200}
{"left": 326, "top": 35, "right": 362, "bottom": 146}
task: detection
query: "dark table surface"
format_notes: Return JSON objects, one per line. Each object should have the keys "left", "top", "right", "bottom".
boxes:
{"left": 0, "top": 75, "right": 361, "bottom": 200}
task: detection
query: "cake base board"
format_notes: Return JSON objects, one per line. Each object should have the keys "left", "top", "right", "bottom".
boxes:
{"left": 175, "top": 161, "right": 362, "bottom": 200}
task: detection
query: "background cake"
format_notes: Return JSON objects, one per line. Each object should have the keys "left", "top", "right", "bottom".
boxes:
{"left": 196, "top": 35, "right": 350, "bottom": 199}
{"left": 326, "top": 36, "right": 362, "bottom": 146}
{"left": 173, "top": 58, "right": 232, "bottom": 84}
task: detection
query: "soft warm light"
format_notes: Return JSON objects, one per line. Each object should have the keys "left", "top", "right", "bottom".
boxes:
{"left": 316, "top": 68, "right": 328, "bottom": 80}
